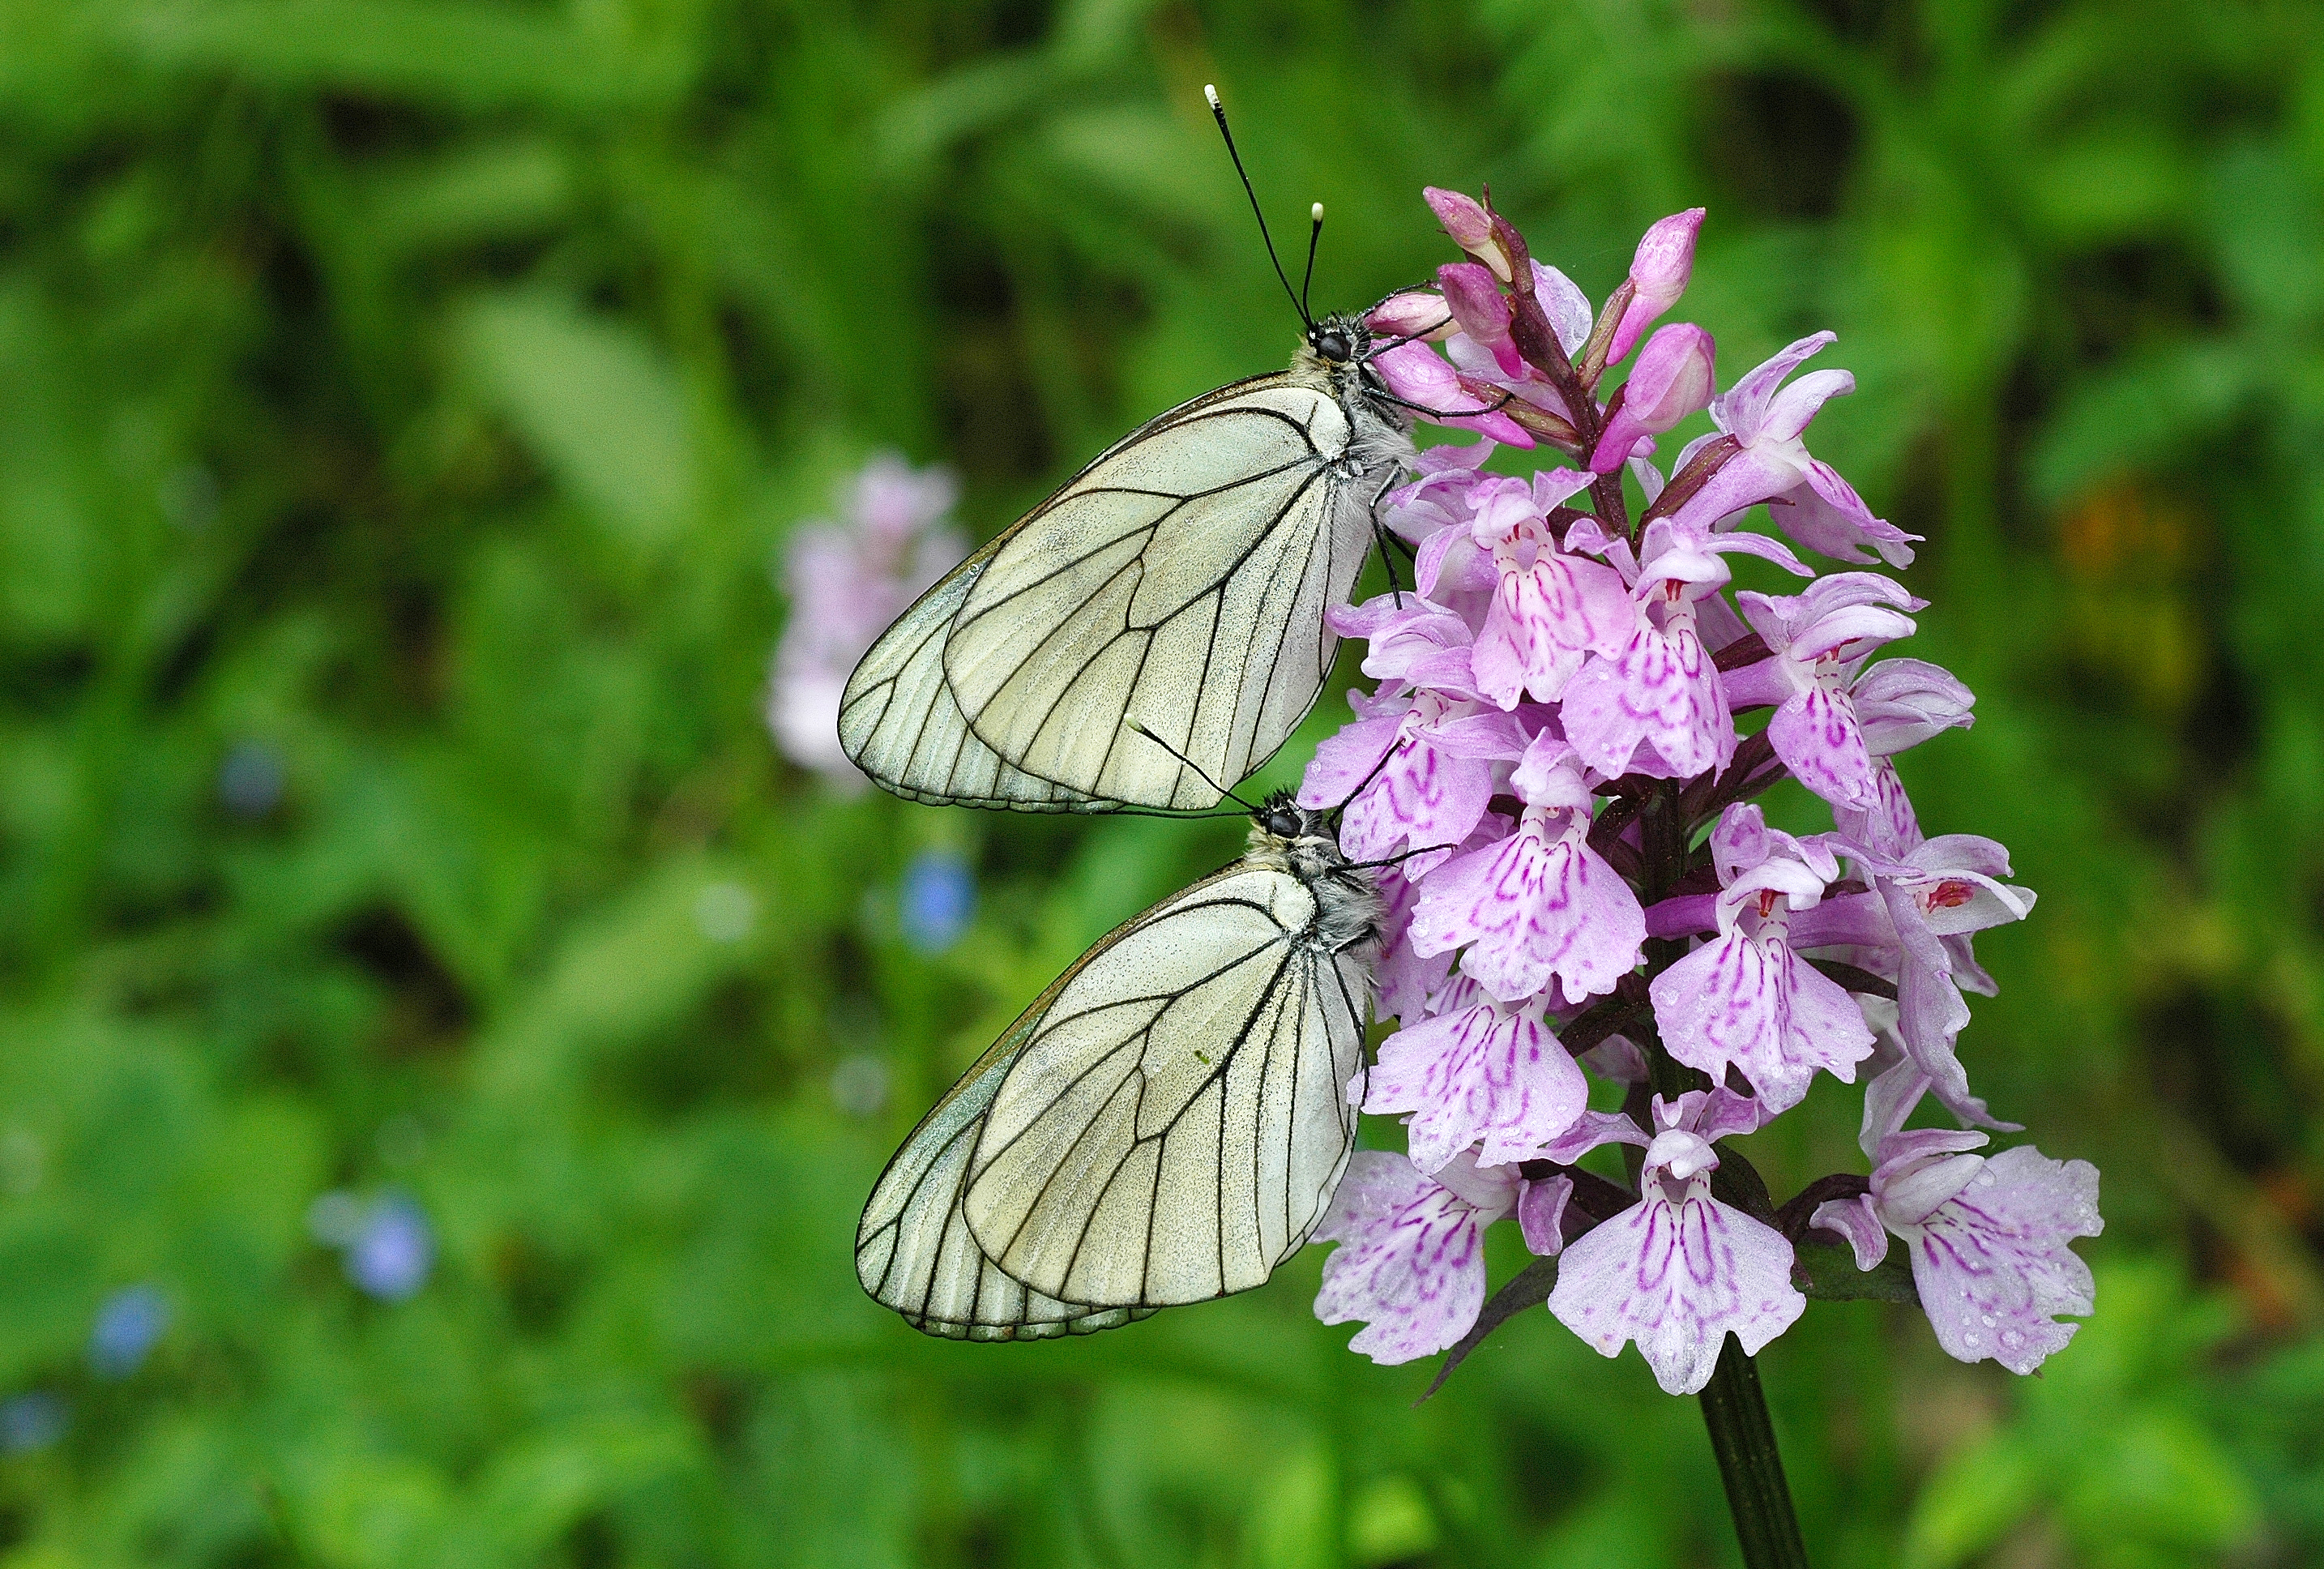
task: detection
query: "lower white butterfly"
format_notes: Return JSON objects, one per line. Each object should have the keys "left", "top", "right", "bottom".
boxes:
{"left": 856, "top": 795, "right": 1382, "bottom": 1339}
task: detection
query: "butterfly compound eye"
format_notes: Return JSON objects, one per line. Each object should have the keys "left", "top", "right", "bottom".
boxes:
{"left": 1314, "top": 327, "right": 1352, "bottom": 363}
{"left": 1265, "top": 805, "right": 1303, "bottom": 840}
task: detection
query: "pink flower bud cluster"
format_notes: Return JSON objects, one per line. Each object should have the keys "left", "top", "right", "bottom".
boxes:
{"left": 1310, "top": 193, "right": 2099, "bottom": 1396}
{"left": 768, "top": 453, "right": 966, "bottom": 780}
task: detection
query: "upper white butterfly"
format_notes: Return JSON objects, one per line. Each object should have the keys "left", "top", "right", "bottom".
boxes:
{"left": 838, "top": 306, "right": 1418, "bottom": 813}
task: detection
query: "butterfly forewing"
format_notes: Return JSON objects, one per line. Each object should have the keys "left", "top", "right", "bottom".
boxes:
{"left": 960, "top": 866, "right": 1371, "bottom": 1309}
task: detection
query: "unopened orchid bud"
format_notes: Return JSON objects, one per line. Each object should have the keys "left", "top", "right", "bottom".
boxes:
{"left": 1589, "top": 323, "right": 1716, "bottom": 472}
{"left": 1425, "top": 186, "right": 1513, "bottom": 282}
{"left": 1437, "top": 261, "right": 1519, "bottom": 374}
{"left": 1604, "top": 208, "right": 1704, "bottom": 365}
{"left": 1365, "top": 289, "right": 1454, "bottom": 341}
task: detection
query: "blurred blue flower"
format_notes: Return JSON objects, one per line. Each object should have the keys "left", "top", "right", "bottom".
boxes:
{"left": 88, "top": 1284, "right": 170, "bottom": 1379}
{"left": 899, "top": 850, "right": 976, "bottom": 953}
{"left": 0, "top": 1393, "right": 65, "bottom": 1453}
{"left": 345, "top": 1194, "right": 434, "bottom": 1302}
{"left": 218, "top": 740, "right": 286, "bottom": 818}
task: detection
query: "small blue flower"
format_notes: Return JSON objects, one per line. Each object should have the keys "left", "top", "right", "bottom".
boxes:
{"left": 899, "top": 850, "right": 976, "bottom": 953}
{"left": 345, "top": 1194, "right": 434, "bottom": 1302}
{"left": 88, "top": 1284, "right": 170, "bottom": 1379}
{"left": 218, "top": 740, "right": 286, "bottom": 818}
{"left": 0, "top": 1393, "right": 65, "bottom": 1453}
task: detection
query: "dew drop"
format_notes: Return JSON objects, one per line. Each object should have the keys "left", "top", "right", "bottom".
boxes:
{"left": 1980, "top": 1314, "right": 1996, "bottom": 1327}
{"left": 1963, "top": 1332, "right": 1979, "bottom": 1346}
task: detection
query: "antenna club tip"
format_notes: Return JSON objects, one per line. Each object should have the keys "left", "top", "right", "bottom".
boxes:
{"left": 1203, "top": 83, "right": 1220, "bottom": 109}
{"left": 1311, "top": 202, "right": 1324, "bottom": 222}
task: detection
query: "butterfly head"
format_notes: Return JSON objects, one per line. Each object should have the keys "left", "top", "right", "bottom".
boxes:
{"left": 1247, "top": 789, "right": 1345, "bottom": 875}
{"left": 1304, "top": 313, "right": 1368, "bottom": 369}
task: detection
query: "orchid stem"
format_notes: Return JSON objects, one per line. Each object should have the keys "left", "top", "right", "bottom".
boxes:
{"left": 1698, "top": 1336, "right": 1810, "bottom": 1569}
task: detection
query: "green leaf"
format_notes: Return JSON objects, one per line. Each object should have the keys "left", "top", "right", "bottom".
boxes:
{"left": 1424, "top": 1257, "right": 1559, "bottom": 1398}
{"left": 1794, "top": 1239, "right": 1920, "bottom": 1305}
{"left": 455, "top": 293, "right": 701, "bottom": 551}
{"left": 113, "top": 0, "right": 689, "bottom": 110}
{"left": 1903, "top": 1433, "right": 2047, "bottom": 1569}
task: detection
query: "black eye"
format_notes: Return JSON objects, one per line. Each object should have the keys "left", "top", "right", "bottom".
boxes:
{"left": 1315, "top": 329, "right": 1352, "bottom": 362}
{"left": 1267, "top": 807, "right": 1303, "bottom": 839}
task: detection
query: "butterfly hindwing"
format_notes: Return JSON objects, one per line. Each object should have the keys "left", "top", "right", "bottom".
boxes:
{"left": 855, "top": 947, "right": 1156, "bottom": 1338}
{"left": 835, "top": 548, "right": 1096, "bottom": 813}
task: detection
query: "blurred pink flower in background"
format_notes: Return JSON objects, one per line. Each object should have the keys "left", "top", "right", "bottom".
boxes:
{"left": 768, "top": 454, "right": 964, "bottom": 781}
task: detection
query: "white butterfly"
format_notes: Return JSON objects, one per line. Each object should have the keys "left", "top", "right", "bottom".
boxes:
{"left": 837, "top": 317, "right": 1416, "bottom": 813}
{"left": 856, "top": 797, "right": 1382, "bottom": 1339}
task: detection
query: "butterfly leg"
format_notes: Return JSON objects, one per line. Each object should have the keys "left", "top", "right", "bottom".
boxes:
{"left": 1371, "top": 384, "right": 1520, "bottom": 424}
{"left": 1367, "top": 470, "right": 1409, "bottom": 609}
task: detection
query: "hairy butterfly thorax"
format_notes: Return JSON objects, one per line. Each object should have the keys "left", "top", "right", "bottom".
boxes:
{"left": 1245, "top": 790, "right": 1387, "bottom": 956}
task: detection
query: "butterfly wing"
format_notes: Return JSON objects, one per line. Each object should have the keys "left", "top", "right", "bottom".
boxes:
{"left": 835, "top": 545, "right": 1096, "bottom": 813}
{"left": 943, "top": 377, "right": 1381, "bottom": 810}
{"left": 960, "top": 865, "right": 1373, "bottom": 1309}
{"left": 855, "top": 986, "right": 1149, "bottom": 1338}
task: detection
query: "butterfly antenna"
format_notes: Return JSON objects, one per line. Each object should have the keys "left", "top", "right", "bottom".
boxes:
{"left": 1205, "top": 84, "right": 1312, "bottom": 333}
{"left": 1347, "top": 840, "right": 1463, "bottom": 872}
{"left": 1128, "top": 720, "right": 1257, "bottom": 812}
{"left": 1324, "top": 732, "right": 1409, "bottom": 819}
{"left": 1301, "top": 203, "right": 1323, "bottom": 323}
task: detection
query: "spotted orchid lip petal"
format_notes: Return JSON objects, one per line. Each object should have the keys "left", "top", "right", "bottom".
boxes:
{"left": 1561, "top": 616, "right": 1736, "bottom": 782}
{"left": 1649, "top": 917, "right": 1875, "bottom": 1114}
{"left": 1367, "top": 998, "right": 1589, "bottom": 1172}
{"left": 1408, "top": 810, "right": 1647, "bottom": 1005}
{"left": 1547, "top": 1165, "right": 1804, "bottom": 1394}
{"left": 1472, "top": 545, "right": 1634, "bottom": 709}
{"left": 1857, "top": 1118, "right": 2103, "bottom": 1374}
{"left": 1314, "top": 1150, "right": 1519, "bottom": 1365}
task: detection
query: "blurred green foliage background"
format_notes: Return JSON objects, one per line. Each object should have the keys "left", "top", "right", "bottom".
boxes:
{"left": 2, "top": 0, "right": 2322, "bottom": 1564}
